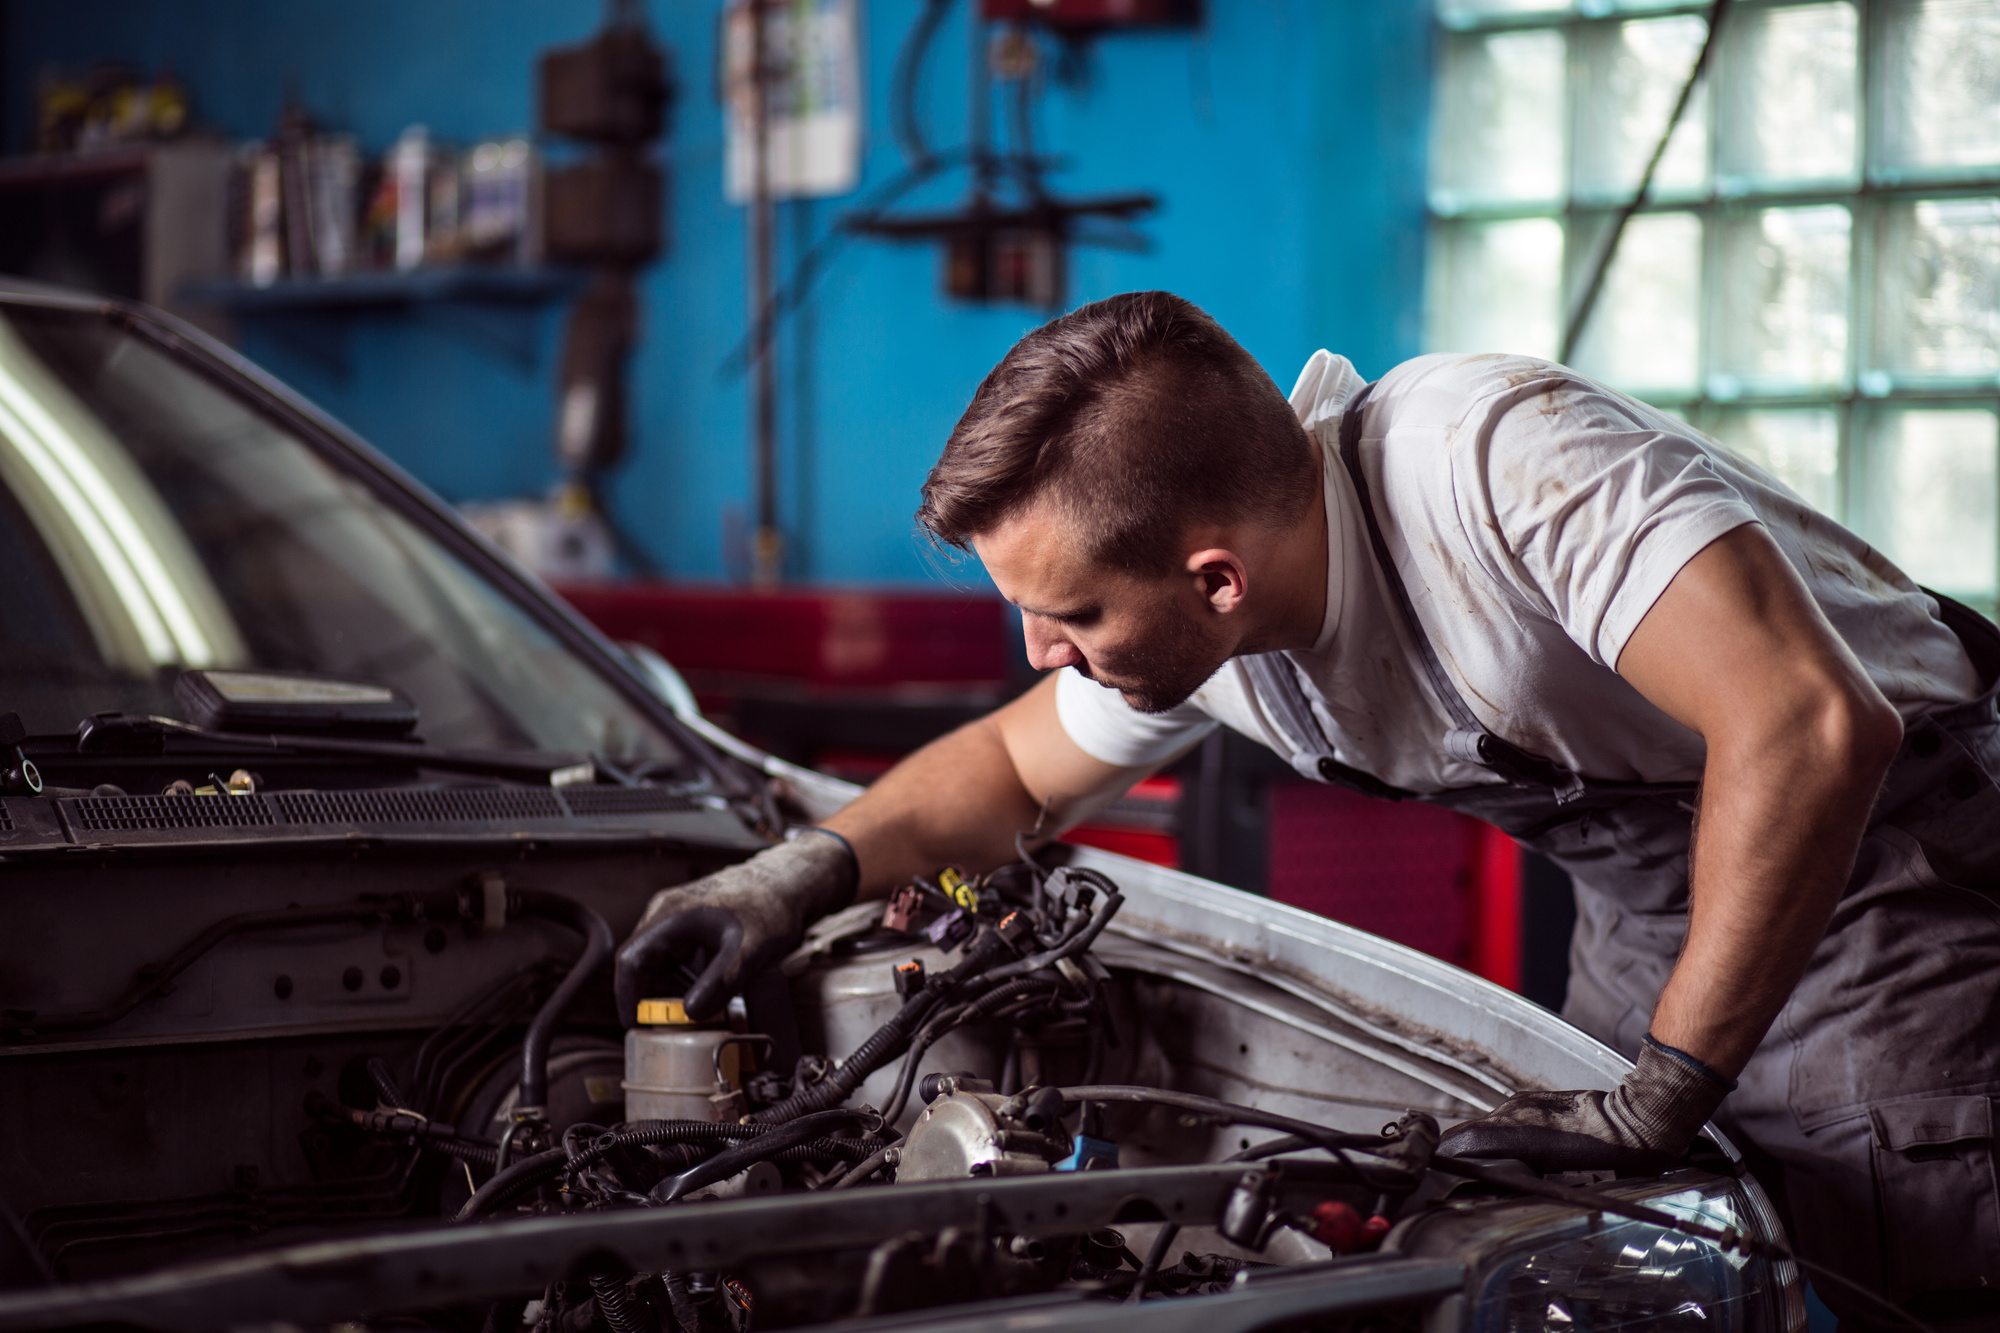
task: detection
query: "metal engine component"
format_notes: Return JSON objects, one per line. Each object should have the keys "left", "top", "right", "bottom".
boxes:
{"left": 897, "top": 1081, "right": 1071, "bottom": 1182}
{"left": 785, "top": 910, "right": 1008, "bottom": 1130}
{"left": 682, "top": 1161, "right": 782, "bottom": 1202}
{"left": 622, "top": 1022, "right": 743, "bottom": 1121}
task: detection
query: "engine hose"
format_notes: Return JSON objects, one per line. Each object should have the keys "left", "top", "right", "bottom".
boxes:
{"left": 826, "top": 1146, "right": 897, "bottom": 1189}
{"left": 662, "top": 1272, "right": 699, "bottom": 1333}
{"left": 881, "top": 977, "right": 1064, "bottom": 1124}
{"left": 751, "top": 929, "right": 1018, "bottom": 1125}
{"left": 1051, "top": 1085, "right": 1414, "bottom": 1186}
{"left": 366, "top": 1056, "right": 410, "bottom": 1110}
{"left": 429, "top": 1136, "right": 500, "bottom": 1171}
{"left": 456, "top": 1118, "right": 877, "bottom": 1220}
{"left": 587, "top": 1274, "right": 647, "bottom": 1333}
{"left": 506, "top": 890, "right": 615, "bottom": 1114}
{"left": 978, "top": 892, "right": 1123, "bottom": 987}
{"left": 655, "top": 1108, "right": 881, "bottom": 1202}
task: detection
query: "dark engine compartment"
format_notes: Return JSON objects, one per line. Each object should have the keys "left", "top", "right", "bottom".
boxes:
{"left": 0, "top": 782, "right": 1799, "bottom": 1333}
{"left": 0, "top": 793, "right": 749, "bottom": 1286}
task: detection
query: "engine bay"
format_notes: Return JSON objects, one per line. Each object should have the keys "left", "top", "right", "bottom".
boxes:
{"left": 0, "top": 794, "right": 1800, "bottom": 1333}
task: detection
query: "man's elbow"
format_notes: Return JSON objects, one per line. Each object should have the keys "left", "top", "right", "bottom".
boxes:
{"left": 1810, "top": 679, "right": 1905, "bottom": 785}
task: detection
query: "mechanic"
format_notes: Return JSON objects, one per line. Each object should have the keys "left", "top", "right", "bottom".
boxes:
{"left": 621, "top": 291, "right": 2000, "bottom": 1321}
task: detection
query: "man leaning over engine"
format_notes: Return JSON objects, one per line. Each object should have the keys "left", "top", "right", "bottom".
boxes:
{"left": 619, "top": 291, "right": 2000, "bottom": 1324}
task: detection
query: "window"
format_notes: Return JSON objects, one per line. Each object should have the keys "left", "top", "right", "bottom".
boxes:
{"left": 1425, "top": 0, "right": 2000, "bottom": 610}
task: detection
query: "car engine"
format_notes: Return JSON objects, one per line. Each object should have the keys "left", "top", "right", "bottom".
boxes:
{"left": 0, "top": 782, "right": 1800, "bottom": 1333}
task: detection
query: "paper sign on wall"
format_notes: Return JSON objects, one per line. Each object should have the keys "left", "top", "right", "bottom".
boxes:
{"left": 723, "top": 0, "right": 863, "bottom": 202}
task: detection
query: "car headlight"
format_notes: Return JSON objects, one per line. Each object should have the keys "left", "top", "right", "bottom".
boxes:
{"left": 1399, "top": 1169, "right": 1806, "bottom": 1332}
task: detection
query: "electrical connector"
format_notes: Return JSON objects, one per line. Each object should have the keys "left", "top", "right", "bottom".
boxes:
{"left": 925, "top": 907, "right": 974, "bottom": 952}
{"left": 881, "top": 884, "right": 924, "bottom": 933}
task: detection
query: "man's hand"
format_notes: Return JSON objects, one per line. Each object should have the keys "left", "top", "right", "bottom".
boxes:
{"left": 614, "top": 830, "right": 857, "bottom": 1022}
{"left": 1439, "top": 1035, "right": 1735, "bottom": 1173}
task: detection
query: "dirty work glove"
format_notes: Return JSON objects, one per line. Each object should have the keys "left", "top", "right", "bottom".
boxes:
{"left": 1437, "top": 1035, "right": 1734, "bottom": 1174}
{"left": 615, "top": 828, "right": 858, "bottom": 1024}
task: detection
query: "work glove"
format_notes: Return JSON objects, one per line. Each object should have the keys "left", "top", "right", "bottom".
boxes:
{"left": 615, "top": 828, "right": 858, "bottom": 1024}
{"left": 1437, "top": 1035, "right": 1734, "bottom": 1174}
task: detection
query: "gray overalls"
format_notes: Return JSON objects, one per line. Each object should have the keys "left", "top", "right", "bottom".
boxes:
{"left": 1245, "top": 384, "right": 2000, "bottom": 1323}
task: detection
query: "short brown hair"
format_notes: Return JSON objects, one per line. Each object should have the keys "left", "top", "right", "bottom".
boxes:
{"left": 917, "top": 291, "right": 1318, "bottom": 573}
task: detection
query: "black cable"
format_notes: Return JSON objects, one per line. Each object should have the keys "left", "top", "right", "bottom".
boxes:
{"left": 1050, "top": 1086, "right": 1407, "bottom": 1188}
{"left": 1226, "top": 1134, "right": 1314, "bottom": 1162}
{"left": 892, "top": 0, "right": 953, "bottom": 167}
{"left": 506, "top": 890, "right": 615, "bottom": 1113}
{"left": 411, "top": 961, "right": 554, "bottom": 1115}
{"left": 456, "top": 1118, "right": 879, "bottom": 1220}
{"left": 827, "top": 1146, "right": 896, "bottom": 1189}
{"left": 366, "top": 1056, "right": 409, "bottom": 1111}
{"left": 587, "top": 1273, "right": 647, "bottom": 1333}
{"left": 717, "top": 150, "right": 968, "bottom": 380}
{"left": 1559, "top": 0, "right": 1730, "bottom": 364}
{"left": 881, "top": 977, "right": 1064, "bottom": 1125}
{"left": 461, "top": 1121, "right": 756, "bottom": 1220}
{"left": 978, "top": 887, "right": 1123, "bottom": 986}
{"left": 654, "top": 1108, "right": 882, "bottom": 1203}
{"left": 1127, "top": 1223, "right": 1179, "bottom": 1303}
{"left": 751, "top": 927, "right": 1017, "bottom": 1124}
{"left": 662, "top": 1272, "right": 700, "bottom": 1333}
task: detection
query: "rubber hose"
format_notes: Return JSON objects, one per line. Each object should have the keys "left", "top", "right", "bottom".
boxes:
{"left": 459, "top": 1120, "right": 758, "bottom": 1220}
{"left": 366, "top": 1056, "right": 409, "bottom": 1110}
{"left": 456, "top": 1120, "right": 875, "bottom": 1220}
{"left": 655, "top": 1108, "right": 879, "bottom": 1202}
{"left": 507, "top": 890, "right": 615, "bottom": 1112}
{"left": 827, "top": 1146, "right": 896, "bottom": 1189}
{"left": 587, "top": 1274, "right": 647, "bottom": 1333}
{"left": 882, "top": 977, "right": 1061, "bottom": 1124}
{"left": 430, "top": 1136, "right": 500, "bottom": 1171}
{"left": 662, "top": 1273, "right": 699, "bottom": 1333}
{"left": 751, "top": 931, "right": 1016, "bottom": 1124}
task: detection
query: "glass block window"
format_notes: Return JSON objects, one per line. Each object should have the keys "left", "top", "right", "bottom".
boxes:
{"left": 1425, "top": 0, "right": 2000, "bottom": 610}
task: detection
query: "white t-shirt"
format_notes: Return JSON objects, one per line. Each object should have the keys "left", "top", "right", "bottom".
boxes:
{"left": 1056, "top": 351, "right": 1980, "bottom": 794}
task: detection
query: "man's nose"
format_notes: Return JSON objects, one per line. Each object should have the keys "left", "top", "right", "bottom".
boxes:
{"left": 1023, "top": 617, "right": 1081, "bottom": 672}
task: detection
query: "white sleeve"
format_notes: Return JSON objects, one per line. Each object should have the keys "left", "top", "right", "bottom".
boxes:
{"left": 1053, "top": 667, "right": 1217, "bottom": 768}
{"left": 1471, "top": 382, "right": 1760, "bottom": 670}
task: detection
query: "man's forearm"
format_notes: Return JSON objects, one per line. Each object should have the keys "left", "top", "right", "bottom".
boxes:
{"left": 1649, "top": 705, "right": 1901, "bottom": 1076}
{"left": 820, "top": 716, "right": 1049, "bottom": 899}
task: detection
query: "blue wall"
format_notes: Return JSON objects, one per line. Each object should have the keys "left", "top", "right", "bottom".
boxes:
{"left": 3, "top": 0, "right": 1432, "bottom": 585}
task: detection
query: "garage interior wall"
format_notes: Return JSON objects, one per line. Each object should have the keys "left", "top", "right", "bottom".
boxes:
{"left": 0, "top": 0, "right": 1432, "bottom": 586}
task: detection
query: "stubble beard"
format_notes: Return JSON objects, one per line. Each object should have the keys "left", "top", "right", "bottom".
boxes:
{"left": 1074, "top": 600, "right": 1232, "bottom": 714}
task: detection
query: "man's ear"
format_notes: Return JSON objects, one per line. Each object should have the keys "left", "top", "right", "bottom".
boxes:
{"left": 1185, "top": 548, "right": 1249, "bottom": 615}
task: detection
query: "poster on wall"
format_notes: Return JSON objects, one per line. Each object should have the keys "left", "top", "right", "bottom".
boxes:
{"left": 723, "top": 0, "right": 863, "bottom": 202}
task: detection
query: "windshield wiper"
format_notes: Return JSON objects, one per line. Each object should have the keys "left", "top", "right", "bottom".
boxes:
{"left": 58, "top": 713, "right": 600, "bottom": 787}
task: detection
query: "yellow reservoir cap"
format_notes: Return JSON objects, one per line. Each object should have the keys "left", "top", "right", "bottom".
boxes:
{"left": 635, "top": 998, "right": 691, "bottom": 1025}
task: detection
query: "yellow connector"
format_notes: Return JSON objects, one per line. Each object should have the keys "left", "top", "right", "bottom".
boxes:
{"left": 938, "top": 867, "right": 978, "bottom": 911}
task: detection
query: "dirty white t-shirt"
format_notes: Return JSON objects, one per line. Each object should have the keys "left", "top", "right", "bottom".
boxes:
{"left": 1055, "top": 351, "right": 1980, "bottom": 793}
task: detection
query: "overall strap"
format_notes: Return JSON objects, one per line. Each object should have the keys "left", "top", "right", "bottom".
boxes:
{"left": 1240, "top": 652, "right": 1413, "bottom": 801}
{"left": 1333, "top": 382, "right": 1587, "bottom": 804}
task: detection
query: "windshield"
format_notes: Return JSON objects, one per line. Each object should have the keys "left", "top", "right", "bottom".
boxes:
{"left": 0, "top": 301, "right": 681, "bottom": 767}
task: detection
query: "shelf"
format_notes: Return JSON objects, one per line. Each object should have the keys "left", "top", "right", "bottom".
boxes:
{"left": 178, "top": 267, "right": 583, "bottom": 313}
